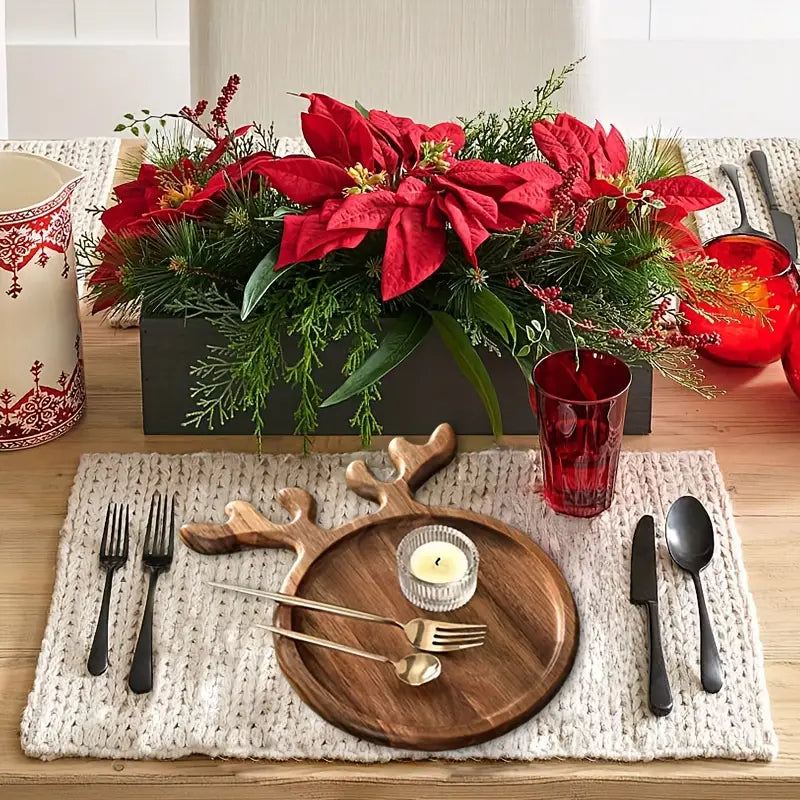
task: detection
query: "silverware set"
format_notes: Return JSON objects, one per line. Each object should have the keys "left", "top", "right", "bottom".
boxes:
{"left": 210, "top": 581, "right": 488, "bottom": 686}
{"left": 721, "top": 153, "right": 798, "bottom": 263}
{"left": 630, "top": 495, "right": 722, "bottom": 717}
{"left": 87, "top": 492, "right": 175, "bottom": 693}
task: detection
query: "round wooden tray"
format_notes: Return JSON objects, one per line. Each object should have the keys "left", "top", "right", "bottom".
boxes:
{"left": 181, "top": 424, "right": 579, "bottom": 751}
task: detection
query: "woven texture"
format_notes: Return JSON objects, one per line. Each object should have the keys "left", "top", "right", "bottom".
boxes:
{"left": 679, "top": 137, "right": 800, "bottom": 241}
{"left": 21, "top": 448, "right": 775, "bottom": 762}
{"left": 1, "top": 137, "right": 121, "bottom": 242}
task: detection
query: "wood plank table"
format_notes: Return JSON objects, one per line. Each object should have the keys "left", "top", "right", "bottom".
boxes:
{"left": 1, "top": 146, "right": 799, "bottom": 799}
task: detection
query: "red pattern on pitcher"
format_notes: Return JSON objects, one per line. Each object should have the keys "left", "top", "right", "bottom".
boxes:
{"left": 0, "top": 200, "right": 74, "bottom": 297}
{"left": 0, "top": 337, "right": 85, "bottom": 449}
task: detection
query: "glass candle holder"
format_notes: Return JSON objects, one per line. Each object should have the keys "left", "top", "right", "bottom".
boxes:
{"left": 531, "top": 348, "right": 631, "bottom": 518}
{"left": 681, "top": 234, "right": 798, "bottom": 366}
{"left": 782, "top": 317, "right": 800, "bottom": 400}
{"left": 396, "top": 525, "right": 479, "bottom": 612}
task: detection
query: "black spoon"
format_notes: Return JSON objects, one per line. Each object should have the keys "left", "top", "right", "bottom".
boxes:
{"left": 720, "top": 163, "right": 768, "bottom": 238}
{"left": 665, "top": 496, "right": 723, "bottom": 694}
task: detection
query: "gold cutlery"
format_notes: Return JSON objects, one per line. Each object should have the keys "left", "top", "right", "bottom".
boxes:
{"left": 210, "top": 580, "right": 486, "bottom": 653}
{"left": 255, "top": 623, "right": 441, "bottom": 686}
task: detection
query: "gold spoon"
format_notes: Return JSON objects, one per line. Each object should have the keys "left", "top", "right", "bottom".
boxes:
{"left": 254, "top": 623, "right": 441, "bottom": 686}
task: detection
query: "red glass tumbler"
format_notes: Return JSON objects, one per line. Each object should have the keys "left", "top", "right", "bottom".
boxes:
{"left": 531, "top": 349, "right": 631, "bottom": 517}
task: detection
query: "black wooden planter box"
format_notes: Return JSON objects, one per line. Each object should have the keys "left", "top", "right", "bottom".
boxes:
{"left": 140, "top": 316, "right": 653, "bottom": 436}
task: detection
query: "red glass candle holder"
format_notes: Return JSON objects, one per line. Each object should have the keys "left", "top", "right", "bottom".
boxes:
{"left": 782, "top": 320, "right": 800, "bottom": 400}
{"left": 681, "top": 234, "right": 798, "bottom": 367}
{"left": 531, "top": 349, "right": 631, "bottom": 518}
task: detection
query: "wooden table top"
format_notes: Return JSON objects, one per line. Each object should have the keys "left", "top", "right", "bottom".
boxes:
{"left": 1, "top": 145, "right": 799, "bottom": 799}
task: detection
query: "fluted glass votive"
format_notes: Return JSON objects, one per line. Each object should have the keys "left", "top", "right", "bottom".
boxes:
{"left": 396, "top": 525, "right": 479, "bottom": 612}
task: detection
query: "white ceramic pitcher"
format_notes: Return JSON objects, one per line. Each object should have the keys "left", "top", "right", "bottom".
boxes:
{"left": 0, "top": 152, "right": 85, "bottom": 450}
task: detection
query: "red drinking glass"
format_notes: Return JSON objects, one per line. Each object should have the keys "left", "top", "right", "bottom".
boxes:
{"left": 531, "top": 349, "right": 631, "bottom": 518}
{"left": 680, "top": 234, "right": 798, "bottom": 366}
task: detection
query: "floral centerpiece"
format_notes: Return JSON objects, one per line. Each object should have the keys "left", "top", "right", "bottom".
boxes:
{"left": 83, "top": 65, "right": 756, "bottom": 444}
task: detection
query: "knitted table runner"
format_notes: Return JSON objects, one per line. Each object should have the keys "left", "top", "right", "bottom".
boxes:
{"left": 21, "top": 449, "right": 776, "bottom": 761}
{"left": 679, "top": 137, "right": 800, "bottom": 242}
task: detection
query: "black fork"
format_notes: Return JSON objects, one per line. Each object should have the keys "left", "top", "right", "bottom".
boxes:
{"left": 88, "top": 503, "right": 129, "bottom": 676}
{"left": 129, "top": 492, "right": 175, "bottom": 694}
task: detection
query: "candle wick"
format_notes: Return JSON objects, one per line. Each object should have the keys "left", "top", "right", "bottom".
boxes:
{"left": 435, "top": 557, "right": 441, "bottom": 567}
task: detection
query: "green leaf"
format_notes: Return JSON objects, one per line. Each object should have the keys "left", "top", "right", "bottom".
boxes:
{"left": 143, "top": 122, "right": 151, "bottom": 135}
{"left": 141, "top": 108, "right": 150, "bottom": 114}
{"left": 131, "top": 126, "right": 140, "bottom": 136}
{"left": 354, "top": 100, "right": 370, "bottom": 119}
{"left": 241, "top": 245, "right": 291, "bottom": 321}
{"left": 256, "top": 206, "right": 297, "bottom": 222}
{"left": 159, "top": 118, "right": 167, "bottom": 127}
{"left": 472, "top": 289, "right": 516, "bottom": 346}
{"left": 429, "top": 310, "right": 503, "bottom": 439}
{"left": 113, "top": 123, "right": 126, "bottom": 132}
{"left": 124, "top": 113, "right": 134, "bottom": 120}
{"left": 321, "top": 309, "right": 431, "bottom": 407}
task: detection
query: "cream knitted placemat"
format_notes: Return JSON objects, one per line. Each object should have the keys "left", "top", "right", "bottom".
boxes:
{"left": 1, "top": 137, "right": 121, "bottom": 243}
{"left": 679, "top": 137, "right": 800, "bottom": 243}
{"left": 21, "top": 448, "right": 776, "bottom": 761}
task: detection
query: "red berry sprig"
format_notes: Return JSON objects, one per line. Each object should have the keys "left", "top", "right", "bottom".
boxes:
{"left": 210, "top": 74, "right": 241, "bottom": 130}
{"left": 527, "top": 284, "right": 573, "bottom": 315}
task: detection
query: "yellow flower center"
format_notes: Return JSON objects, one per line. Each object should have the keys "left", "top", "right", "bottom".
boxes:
{"left": 159, "top": 181, "right": 199, "bottom": 209}
{"left": 418, "top": 139, "right": 454, "bottom": 173}
{"left": 343, "top": 163, "right": 387, "bottom": 196}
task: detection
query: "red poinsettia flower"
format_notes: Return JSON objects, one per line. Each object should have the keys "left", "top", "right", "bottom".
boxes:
{"left": 91, "top": 134, "right": 274, "bottom": 313}
{"left": 262, "top": 93, "right": 567, "bottom": 299}
{"left": 531, "top": 113, "right": 723, "bottom": 214}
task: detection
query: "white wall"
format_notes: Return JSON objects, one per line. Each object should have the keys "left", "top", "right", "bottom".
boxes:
{"left": 3, "top": 0, "right": 189, "bottom": 139}
{"left": 595, "top": 0, "right": 800, "bottom": 137}
{"left": 191, "top": 0, "right": 599, "bottom": 137}
{"left": 0, "top": 0, "right": 7, "bottom": 138}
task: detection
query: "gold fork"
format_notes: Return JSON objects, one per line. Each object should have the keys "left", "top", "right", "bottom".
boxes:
{"left": 209, "top": 581, "right": 487, "bottom": 653}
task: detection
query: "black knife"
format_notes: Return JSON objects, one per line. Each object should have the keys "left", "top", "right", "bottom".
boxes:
{"left": 750, "top": 150, "right": 797, "bottom": 261}
{"left": 630, "top": 514, "right": 673, "bottom": 716}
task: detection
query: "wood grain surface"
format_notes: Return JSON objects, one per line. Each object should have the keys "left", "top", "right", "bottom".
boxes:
{"left": 0, "top": 140, "right": 799, "bottom": 797}
{"left": 183, "top": 424, "right": 579, "bottom": 750}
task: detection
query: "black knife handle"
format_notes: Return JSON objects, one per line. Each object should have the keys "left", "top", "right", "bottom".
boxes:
{"left": 692, "top": 572, "right": 723, "bottom": 694}
{"left": 750, "top": 150, "right": 778, "bottom": 208}
{"left": 646, "top": 603, "right": 673, "bottom": 716}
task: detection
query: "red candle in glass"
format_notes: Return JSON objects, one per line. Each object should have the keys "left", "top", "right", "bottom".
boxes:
{"left": 782, "top": 320, "right": 800, "bottom": 400}
{"left": 681, "top": 234, "right": 798, "bottom": 367}
{"left": 530, "top": 349, "right": 631, "bottom": 518}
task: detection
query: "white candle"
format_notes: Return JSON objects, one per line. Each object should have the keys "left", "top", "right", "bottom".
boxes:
{"left": 409, "top": 540, "right": 469, "bottom": 584}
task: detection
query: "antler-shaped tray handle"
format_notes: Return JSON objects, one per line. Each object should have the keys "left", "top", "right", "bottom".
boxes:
{"left": 180, "top": 423, "right": 458, "bottom": 556}
{"left": 346, "top": 422, "right": 457, "bottom": 506}
{"left": 180, "top": 487, "right": 326, "bottom": 557}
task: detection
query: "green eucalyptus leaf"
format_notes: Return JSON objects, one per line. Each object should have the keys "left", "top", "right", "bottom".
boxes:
{"left": 354, "top": 100, "right": 370, "bottom": 119}
{"left": 143, "top": 122, "right": 151, "bottom": 135}
{"left": 159, "top": 118, "right": 167, "bottom": 127}
{"left": 241, "top": 245, "right": 290, "bottom": 321}
{"left": 472, "top": 289, "right": 516, "bottom": 346}
{"left": 113, "top": 123, "right": 126, "bottom": 132}
{"left": 429, "top": 310, "right": 503, "bottom": 439}
{"left": 131, "top": 126, "right": 140, "bottom": 136}
{"left": 141, "top": 108, "right": 150, "bottom": 114}
{"left": 124, "top": 113, "right": 134, "bottom": 120}
{"left": 321, "top": 309, "right": 431, "bottom": 407}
